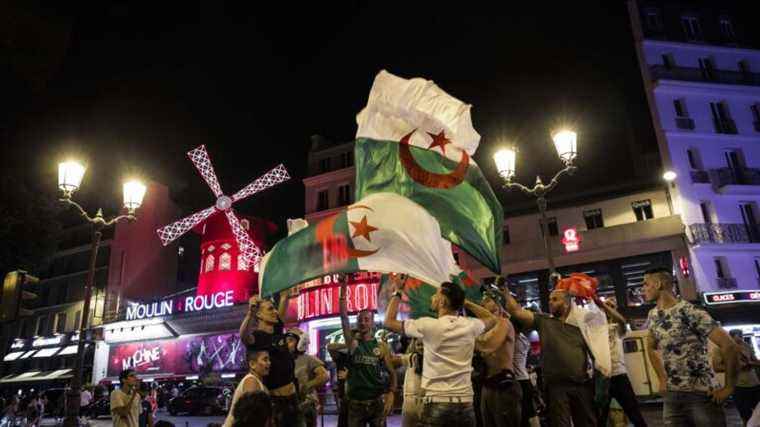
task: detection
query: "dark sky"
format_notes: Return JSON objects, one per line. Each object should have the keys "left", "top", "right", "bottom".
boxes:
{"left": 2, "top": 1, "right": 659, "bottom": 229}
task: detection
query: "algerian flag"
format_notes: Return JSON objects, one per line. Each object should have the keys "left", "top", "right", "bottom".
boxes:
{"left": 355, "top": 70, "right": 504, "bottom": 273}
{"left": 259, "top": 192, "right": 458, "bottom": 297}
{"left": 378, "top": 270, "right": 483, "bottom": 319}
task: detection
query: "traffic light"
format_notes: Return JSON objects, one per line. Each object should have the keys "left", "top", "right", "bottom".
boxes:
{"left": 0, "top": 270, "right": 39, "bottom": 323}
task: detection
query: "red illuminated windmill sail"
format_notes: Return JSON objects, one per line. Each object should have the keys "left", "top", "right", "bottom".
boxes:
{"left": 156, "top": 145, "right": 289, "bottom": 266}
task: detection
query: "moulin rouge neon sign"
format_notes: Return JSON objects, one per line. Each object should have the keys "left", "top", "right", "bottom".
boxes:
{"left": 126, "top": 290, "right": 235, "bottom": 320}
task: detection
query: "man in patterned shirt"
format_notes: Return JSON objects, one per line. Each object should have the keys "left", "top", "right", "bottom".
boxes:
{"left": 642, "top": 267, "right": 738, "bottom": 427}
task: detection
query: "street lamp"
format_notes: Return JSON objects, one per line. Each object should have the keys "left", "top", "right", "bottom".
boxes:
{"left": 57, "top": 160, "right": 146, "bottom": 427}
{"left": 493, "top": 129, "right": 578, "bottom": 291}
{"left": 663, "top": 170, "right": 677, "bottom": 215}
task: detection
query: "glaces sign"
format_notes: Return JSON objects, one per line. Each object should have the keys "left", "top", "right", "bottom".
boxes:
{"left": 703, "top": 290, "right": 760, "bottom": 305}
{"left": 297, "top": 281, "right": 379, "bottom": 321}
{"left": 126, "top": 290, "right": 235, "bottom": 320}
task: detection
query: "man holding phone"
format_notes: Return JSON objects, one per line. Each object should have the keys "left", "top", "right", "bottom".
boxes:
{"left": 111, "top": 369, "right": 141, "bottom": 427}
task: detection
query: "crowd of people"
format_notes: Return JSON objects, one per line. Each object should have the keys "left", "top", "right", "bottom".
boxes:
{"left": 218, "top": 267, "right": 755, "bottom": 427}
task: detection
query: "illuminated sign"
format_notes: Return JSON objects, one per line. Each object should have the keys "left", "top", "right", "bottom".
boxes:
{"left": 32, "top": 335, "right": 63, "bottom": 348}
{"left": 297, "top": 282, "right": 379, "bottom": 322}
{"left": 126, "top": 290, "right": 235, "bottom": 320}
{"left": 10, "top": 339, "right": 26, "bottom": 350}
{"left": 679, "top": 257, "right": 690, "bottom": 278}
{"left": 703, "top": 290, "right": 760, "bottom": 305}
{"left": 561, "top": 228, "right": 581, "bottom": 252}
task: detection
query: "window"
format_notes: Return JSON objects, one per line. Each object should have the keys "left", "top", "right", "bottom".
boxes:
{"left": 204, "top": 254, "right": 215, "bottom": 273}
{"left": 714, "top": 258, "right": 727, "bottom": 278}
{"left": 237, "top": 254, "right": 249, "bottom": 271}
{"left": 710, "top": 102, "right": 737, "bottom": 134}
{"left": 687, "top": 148, "right": 702, "bottom": 169}
{"left": 681, "top": 16, "right": 703, "bottom": 41}
{"left": 340, "top": 152, "right": 354, "bottom": 168}
{"left": 754, "top": 258, "right": 760, "bottom": 279}
{"left": 503, "top": 225, "right": 510, "bottom": 245}
{"left": 55, "top": 312, "right": 67, "bottom": 334}
{"left": 719, "top": 17, "right": 736, "bottom": 42}
{"left": 751, "top": 105, "right": 760, "bottom": 132}
{"left": 74, "top": 311, "right": 81, "bottom": 331}
{"left": 661, "top": 54, "right": 675, "bottom": 70}
{"left": 583, "top": 209, "right": 604, "bottom": 230}
{"left": 219, "top": 253, "right": 231, "bottom": 271}
{"left": 317, "top": 190, "right": 329, "bottom": 211}
{"left": 644, "top": 8, "right": 662, "bottom": 31}
{"left": 632, "top": 200, "right": 654, "bottom": 221}
{"left": 725, "top": 150, "right": 744, "bottom": 171}
{"left": 319, "top": 157, "right": 331, "bottom": 173}
{"left": 698, "top": 58, "right": 715, "bottom": 80}
{"left": 673, "top": 99, "right": 688, "bottom": 117}
{"left": 740, "top": 203, "right": 760, "bottom": 243}
{"left": 338, "top": 184, "right": 352, "bottom": 206}
{"left": 36, "top": 316, "right": 47, "bottom": 336}
{"left": 540, "top": 217, "right": 559, "bottom": 237}
{"left": 700, "top": 202, "right": 713, "bottom": 223}
{"left": 739, "top": 60, "right": 750, "bottom": 76}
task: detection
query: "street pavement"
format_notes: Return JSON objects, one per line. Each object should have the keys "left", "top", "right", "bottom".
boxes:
{"left": 39, "top": 403, "right": 744, "bottom": 426}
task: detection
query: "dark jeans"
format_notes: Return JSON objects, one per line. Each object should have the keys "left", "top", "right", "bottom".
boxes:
{"left": 518, "top": 380, "right": 536, "bottom": 427}
{"left": 420, "top": 402, "right": 476, "bottom": 427}
{"left": 545, "top": 380, "right": 596, "bottom": 427}
{"left": 347, "top": 397, "right": 385, "bottom": 427}
{"left": 271, "top": 394, "right": 306, "bottom": 427}
{"left": 662, "top": 391, "right": 726, "bottom": 427}
{"left": 481, "top": 382, "right": 522, "bottom": 427}
{"left": 597, "top": 374, "right": 647, "bottom": 427}
{"left": 734, "top": 385, "right": 760, "bottom": 425}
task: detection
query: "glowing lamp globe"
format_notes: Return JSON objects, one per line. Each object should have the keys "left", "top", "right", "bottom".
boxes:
{"left": 123, "top": 180, "right": 147, "bottom": 213}
{"left": 663, "top": 171, "right": 677, "bottom": 182}
{"left": 58, "top": 161, "right": 86, "bottom": 195}
{"left": 493, "top": 147, "right": 517, "bottom": 180}
{"left": 551, "top": 130, "right": 577, "bottom": 164}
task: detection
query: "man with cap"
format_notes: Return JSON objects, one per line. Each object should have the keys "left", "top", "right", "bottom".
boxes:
{"left": 286, "top": 328, "right": 329, "bottom": 427}
{"left": 111, "top": 369, "right": 141, "bottom": 427}
{"left": 474, "top": 285, "right": 522, "bottom": 427}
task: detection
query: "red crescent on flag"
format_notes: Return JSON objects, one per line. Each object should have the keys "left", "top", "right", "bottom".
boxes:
{"left": 399, "top": 130, "right": 469, "bottom": 189}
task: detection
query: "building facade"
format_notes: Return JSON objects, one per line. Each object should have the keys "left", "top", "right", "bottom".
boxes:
{"left": 628, "top": 0, "right": 760, "bottom": 324}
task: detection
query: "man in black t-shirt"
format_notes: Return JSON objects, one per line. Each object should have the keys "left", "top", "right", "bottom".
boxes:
{"left": 240, "top": 294, "right": 304, "bottom": 427}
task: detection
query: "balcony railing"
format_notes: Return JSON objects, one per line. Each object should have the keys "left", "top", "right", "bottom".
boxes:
{"left": 690, "top": 170, "right": 710, "bottom": 184}
{"left": 675, "top": 117, "right": 695, "bottom": 130}
{"left": 716, "top": 278, "right": 738, "bottom": 289}
{"left": 651, "top": 65, "right": 760, "bottom": 87}
{"left": 709, "top": 167, "right": 760, "bottom": 187}
{"left": 688, "top": 223, "right": 760, "bottom": 244}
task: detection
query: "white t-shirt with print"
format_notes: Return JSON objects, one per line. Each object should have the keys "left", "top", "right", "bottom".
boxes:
{"left": 404, "top": 315, "right": 485, "bottom": 398}
{"left": 608, "top": 323, "right": 627, "bottom": 377}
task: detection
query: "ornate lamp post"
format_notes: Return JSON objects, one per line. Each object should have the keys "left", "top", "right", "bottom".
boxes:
{"left": 493, "top": 129, "right": 578, "bottom": 292}
{"left": 58, "top": 160, "right": 146, "bottom": 426}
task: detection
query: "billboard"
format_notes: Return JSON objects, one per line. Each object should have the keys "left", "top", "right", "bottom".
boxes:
{"left": 107, "top": 332, "right": 245, "bottom": 377}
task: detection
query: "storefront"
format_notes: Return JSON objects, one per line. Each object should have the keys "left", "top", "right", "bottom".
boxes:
{"left": 0, "top": 332, "right": 89, "bottom": 391}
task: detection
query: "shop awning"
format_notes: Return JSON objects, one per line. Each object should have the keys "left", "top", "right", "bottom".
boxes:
{"left": 32, "top": 347, "right": 62, "bottom": 358}
{"left": 18, "top": 350, "right": 37, "bottom": 359}
{"left": 2, "top": 351, "right": 26, "bottom": 362}
{"left": 56, "top": 344, "right": 86, "bottom": 356}
{"left": 0, "top": 369, "right": 72, "bottom": 384}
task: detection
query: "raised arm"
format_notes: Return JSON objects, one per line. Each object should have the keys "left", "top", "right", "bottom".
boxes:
{"left": 239, "top": 296, "right": 260, "bottom": 346}
{"left": 383, "top": 274, "right": 406, "bottom": 334}
{"left": 708, "top": 327, "right": 738, "bottom": 404}
{"left": 381, "top": 343, "right": 397, "bottom": 416}
{"left": 463, "top": 300, "right": 497, "bottom": 333}
{"left": 339, "top": 275, "right": 355, "bottom": 351}
{"left": 499, "top": 279, "right": 534, "bottom": 329}
{"left": 278, "top": 289, "right": 293, "bottom": 323}
{"left": 595, "top": 297, "right": 627, "bottom": 332}
{"left": 646, "top": 331, "right": 667, "bottom": 395}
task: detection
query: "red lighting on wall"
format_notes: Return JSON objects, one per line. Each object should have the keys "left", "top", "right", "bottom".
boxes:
{"left": 679, "top": 256, "right": 690, "bottom": 278}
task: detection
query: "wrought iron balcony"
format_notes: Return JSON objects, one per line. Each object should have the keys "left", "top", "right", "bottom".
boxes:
{"left": 716, "top": 277, "right": 738, "bottom": 289}
{"left": 688, "top": 223, "right": 760, "bottom": 244}
{"left": 709, "top": 167, "right": 760, "bottom": 187}
{"left": 651, "top": 65, "right": 760, "bottom": 87}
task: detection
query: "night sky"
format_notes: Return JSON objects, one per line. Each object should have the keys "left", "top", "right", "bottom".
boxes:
{"left": 2, "top": 2, "right": 660, "bottom": 231}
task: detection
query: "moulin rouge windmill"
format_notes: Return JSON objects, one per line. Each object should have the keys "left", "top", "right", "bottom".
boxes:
{"left": 157, "top": 145, "right": 290, "bottom": 274}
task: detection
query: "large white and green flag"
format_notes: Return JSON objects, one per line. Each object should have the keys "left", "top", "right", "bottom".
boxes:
{"left": 259, "top": 192, "right": 459, "bottom": 297}
{"left": 355, "top": 70, "right": 504, "bottom": 273}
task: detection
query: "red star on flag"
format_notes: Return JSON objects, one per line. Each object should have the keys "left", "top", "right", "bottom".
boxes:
{"left": 427, "top": 130, "right": 453, "bottom": 155}
{"left": 350, "top": 215, "right": 379, "bottom": 242}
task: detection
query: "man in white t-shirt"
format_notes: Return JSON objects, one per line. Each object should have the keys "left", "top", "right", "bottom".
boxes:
{"left": 110, "top": 369, "right": 141, "bottom": 427}
{"left": 384, "top": 274, "right": 496, "bottom": 427}
{"left": 595, "top": 298, "right": 646, "bottom": 427}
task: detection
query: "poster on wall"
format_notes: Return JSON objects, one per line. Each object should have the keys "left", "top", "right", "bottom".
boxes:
{"left": 107, "top": 332, "right": 245, "bottom": 377}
